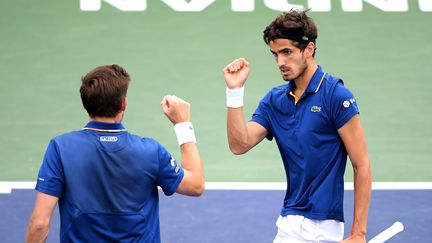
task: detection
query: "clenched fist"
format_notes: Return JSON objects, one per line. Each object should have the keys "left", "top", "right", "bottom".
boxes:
{"left": 223, "top": 58, "right": 250, "bottom": 89}
{"left": 161, "top": 95, "right": 191, "bottom": 125}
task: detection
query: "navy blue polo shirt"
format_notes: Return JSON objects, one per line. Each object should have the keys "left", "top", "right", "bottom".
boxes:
{"left": 36, "top": 121, "right": 184, "bottom": 242}
{"left": 251, "top": 66, "right": 359, "bottom": 222}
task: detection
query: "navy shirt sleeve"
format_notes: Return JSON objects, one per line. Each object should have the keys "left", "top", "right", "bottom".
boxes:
{"left": 251, "top": 91, "right": 274, "bottom": 140}
{"left": 35, "top": 139, "right": 65, "bottom": 198}
{"left": 330, "top": 82, "right": 360, "bottom": 129}
{"left": 156, "top": 144, "right": 184, "bottom": 196}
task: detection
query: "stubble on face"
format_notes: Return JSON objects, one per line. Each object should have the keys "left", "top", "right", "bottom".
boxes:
{"left": 270, "top": 39, "right": 309, "bottom": 82}
{"left": 280, "top": 53, "right": 308, "bottom": 81}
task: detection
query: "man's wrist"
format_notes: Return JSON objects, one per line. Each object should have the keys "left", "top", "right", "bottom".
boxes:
{"left": 226, "top": 86, "right": 244, "bottom": 108}
{"left": 173, "top": 122, "right": 196, "bottom": 146}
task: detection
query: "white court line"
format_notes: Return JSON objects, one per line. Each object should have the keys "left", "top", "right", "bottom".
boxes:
{"left": 205, "top": 182, "right": 432, "bottom": 190}
{"left": 1, "top": 181, "right": 432, "bottom": 194}
{"left": 0, "top": 182, "right": 36, "bottom": 194}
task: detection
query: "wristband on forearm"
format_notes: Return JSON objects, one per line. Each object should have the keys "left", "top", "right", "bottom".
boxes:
{"left": 226, "top": 86, "right": 244, "bottom": 108}
{"left": 173, "top": 122, "right": 196, "bottom": 146}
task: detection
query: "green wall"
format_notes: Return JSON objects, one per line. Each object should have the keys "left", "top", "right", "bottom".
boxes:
{"left": 1, "top": 0, "right": 431, "bottom": 181}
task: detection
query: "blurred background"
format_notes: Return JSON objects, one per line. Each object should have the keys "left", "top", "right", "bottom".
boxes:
{"left": 1, "top": 0, "right": 431, "bottom": 183}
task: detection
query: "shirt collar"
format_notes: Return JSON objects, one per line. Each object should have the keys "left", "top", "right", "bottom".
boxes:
{"left": 83, "top": 121, "right": 126, "bottom": 132}
{"left": 286, "top": 65, "right": 326, "bottom": 94}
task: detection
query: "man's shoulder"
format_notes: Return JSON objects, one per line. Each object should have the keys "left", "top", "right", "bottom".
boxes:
{"left": 127, "top": 133, "right": 159, "bottom": 145}
{"left": 264, "top": 83, "right": 288, "bottom": 98}
{"left": 321, "top": 73, "right": 353, "bottom": 94}
{"left": 52, "top": 129, "right": 165, "bottom": 149}
{"left": 126, "top": 133, "right": 168, "bottom": 152}
{"left": 323, "top": 73, "right": 343, "bottom": 86}
{"left": 52, "top": 130, "right": 85, "bottom": 141}
{"left": 271, "top": 83, "right": 289, "bottom": 92}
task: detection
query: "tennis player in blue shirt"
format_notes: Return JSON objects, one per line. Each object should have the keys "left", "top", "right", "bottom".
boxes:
{"left": 26, "top": 64, "right": 204, "bottom": 242}
{"left": 223, "top": 10, "right": 371, "bottom": 243}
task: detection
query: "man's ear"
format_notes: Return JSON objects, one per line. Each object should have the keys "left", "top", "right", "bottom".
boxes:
{"left": 121, "top": 97, "right": 128, "bottom": 111}
{"left": 305, "top": 42, "right": 315, "bottom": 58}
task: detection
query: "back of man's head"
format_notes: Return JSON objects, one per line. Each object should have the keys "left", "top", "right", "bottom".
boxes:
{"left": 80, "top": 64, "right": 131, "bottom": 118}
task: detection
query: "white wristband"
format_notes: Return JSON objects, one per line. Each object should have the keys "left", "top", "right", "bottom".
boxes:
{"left": 173, "top": 122, "right": 196, "bottom": 146}
{"left": 226, "top": 86, "right": 244, "bottom": 108}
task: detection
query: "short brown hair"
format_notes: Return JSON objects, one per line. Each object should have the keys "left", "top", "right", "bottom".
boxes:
{"left": 263, "top": 10, "right": 318, "bottom": 54}
{"left": 80, "top": 64, "right": 130, "bottom": 118}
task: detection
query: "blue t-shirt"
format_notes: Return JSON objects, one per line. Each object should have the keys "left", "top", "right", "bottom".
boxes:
{"left": 36, "top": 121, "right": 184, "bottom": 242}
{"left": 251, "top": 66, "right": 359, "bottom": 222}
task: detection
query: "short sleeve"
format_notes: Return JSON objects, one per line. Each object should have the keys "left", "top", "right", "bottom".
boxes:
{"left": 35, "top": 139, "right": 65, "bottom": 198}
{"left": 156, "top": 144, "right": 184, "bottom": 196}
{"left": 330, "top": 83, "right": 360, "bottom": 129}
{"left": 250, "top": 92, "right": 273, "bottom": 140}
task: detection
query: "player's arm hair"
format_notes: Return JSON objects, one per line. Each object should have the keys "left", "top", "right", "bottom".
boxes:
{"left": 227, "top": 108, "right": 267, "bottom": 155}
{"left": 338, "top": 114, "right": 372, "bottom": 239}
{"left": 26, "top": 192, "right": 59, "bottom": 243}
{"left": 176, "top": 142, "right": 204, "bottom": 196}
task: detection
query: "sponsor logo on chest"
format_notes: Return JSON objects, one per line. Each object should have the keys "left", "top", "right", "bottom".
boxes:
{"left": 311, "top": 106, "right": 322, "bottom": 112}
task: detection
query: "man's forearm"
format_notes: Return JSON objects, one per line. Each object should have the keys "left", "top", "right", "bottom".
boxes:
{"left": 350, "top": 161, "right": 372, "bottom": 237}
{"left": 227, "top": 108, "right": 250, "bottom": 154}
{"left": 180, "top": 142, "right": 204, "bottom": 194}
{"left": 26, "top": 220, "right": 49, "bottom": 243}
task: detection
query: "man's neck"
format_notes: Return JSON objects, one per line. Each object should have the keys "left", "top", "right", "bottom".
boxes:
{"left": 293, "top": 62, "right": 318, "bottom": 96}
{"left": 90, "top": 113, "right": 123, "bottom": 123}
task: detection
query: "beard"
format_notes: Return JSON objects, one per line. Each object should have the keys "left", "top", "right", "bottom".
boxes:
{"left": 280, "top": 57, "right": 308, "bottom": 81}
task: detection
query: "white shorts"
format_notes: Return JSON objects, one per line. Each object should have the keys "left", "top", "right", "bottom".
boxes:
{"left": 273, "top": 215, "right": 344, "bottom": 243}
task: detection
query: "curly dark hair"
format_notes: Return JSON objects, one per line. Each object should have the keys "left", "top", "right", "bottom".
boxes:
{"left": 263, "top": 9, "right": 318, "bottom": 56}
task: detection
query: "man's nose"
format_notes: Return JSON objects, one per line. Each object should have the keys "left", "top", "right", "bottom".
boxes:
{"left": 276, "top": 55, "right": 285, "bottom": 67}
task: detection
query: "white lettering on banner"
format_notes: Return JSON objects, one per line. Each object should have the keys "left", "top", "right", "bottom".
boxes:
{"left": 79, "top": 0, "right": 432, "bottom": 12}
{"left": 80, "top": 0, "right": 146, "bottom": 11}
{"left": 309, "top": 0, "right": 331, "bottom": 12}
{"left": 161, "top": 0, "right": 214, "bottom": 11}
{"left": 341, "top": 0, "right": 408, "bottom": 12}
{"left": 231, "top": 0, "right": 254, "bottom": 12}
{"left": 264, "top": 0, "right": 331, "bottom": 12}
{"left": 419, "top": 0, "right": 432, "bottom": 11}
{"left": 263, "top": 0, "right": 303, "bottom": 11}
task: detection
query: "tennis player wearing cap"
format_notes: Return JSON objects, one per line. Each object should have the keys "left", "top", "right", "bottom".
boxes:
{"left": 26, "top": 64, "right": 204, "bottom": 242}
{"left": 223, "top": 10, "right": 371, "bottom": 243}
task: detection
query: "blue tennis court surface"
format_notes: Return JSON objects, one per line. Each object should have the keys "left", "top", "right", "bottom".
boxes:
{"left": 2, "top": 184, "right": 431, "bottom": 242}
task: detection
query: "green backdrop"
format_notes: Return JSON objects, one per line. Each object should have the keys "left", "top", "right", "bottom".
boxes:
{"left": 1, "top": 0, "right": 431, "bottom": 181}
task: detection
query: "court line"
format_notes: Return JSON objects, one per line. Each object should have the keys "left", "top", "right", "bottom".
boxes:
{"left": 1, "top": 181, "right": 432, "bottom": 194}
{"left": 205, "top": 182, "right": 432, "bottom": 190}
